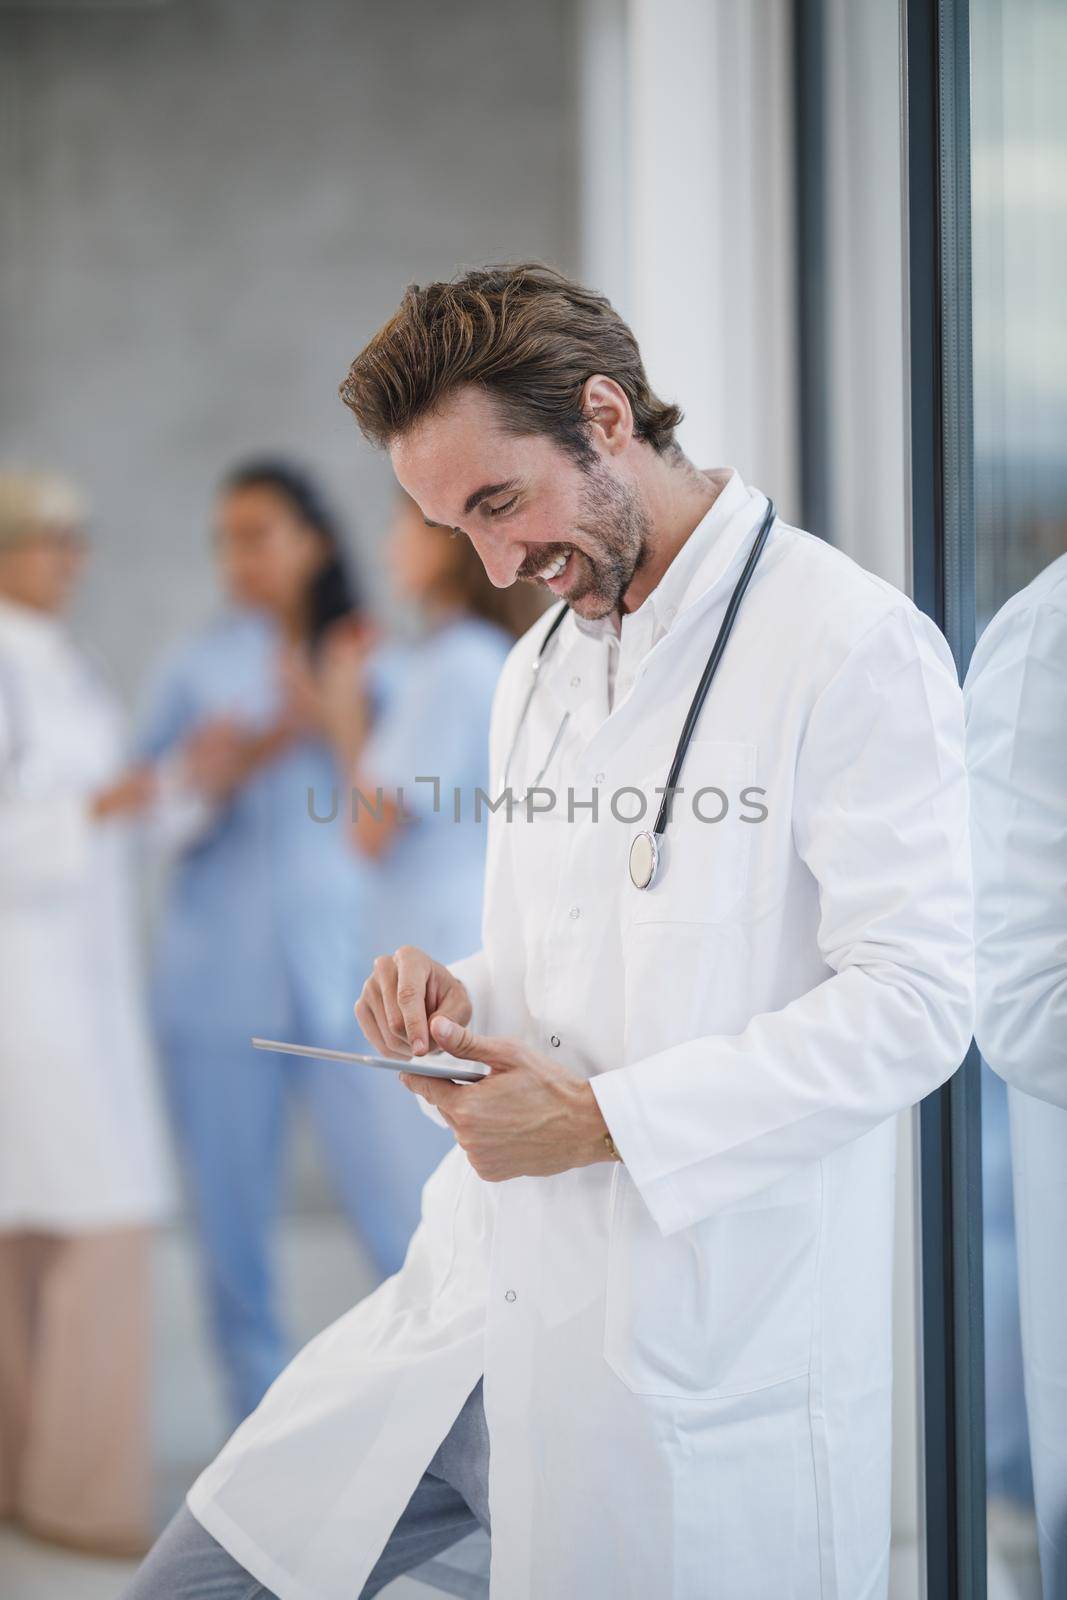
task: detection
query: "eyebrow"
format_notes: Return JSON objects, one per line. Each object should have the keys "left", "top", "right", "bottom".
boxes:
{"left": 462, "top": 478, "right": 519, "bottom": 516}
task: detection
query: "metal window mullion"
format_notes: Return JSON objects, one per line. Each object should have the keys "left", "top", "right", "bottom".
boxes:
{"left": 904, "top": 0, "right": 984, "bottom": 1597}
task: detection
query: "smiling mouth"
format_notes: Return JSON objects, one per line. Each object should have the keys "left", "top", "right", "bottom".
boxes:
{"left": 531, "top": 548, "right": 574, "bottom": 592}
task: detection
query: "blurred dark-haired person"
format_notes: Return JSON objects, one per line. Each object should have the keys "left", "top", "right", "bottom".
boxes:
{"left": 0, "top": 471, "right": 172, "bottom": 1555}
{"left": 135, "top": 460, "right": 413, "bottom": 1426}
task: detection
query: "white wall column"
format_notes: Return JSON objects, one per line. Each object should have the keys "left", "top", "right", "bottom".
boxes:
{"left": 580, "top": 0, "right": 799, "bottom": 512}
{"left": 823, "top": 0, "right": 909, "bottom": 588}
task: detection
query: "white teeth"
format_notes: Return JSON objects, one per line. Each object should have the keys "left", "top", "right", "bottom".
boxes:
{"left": 537, "top": 552, "right": 568, "bottom": 581}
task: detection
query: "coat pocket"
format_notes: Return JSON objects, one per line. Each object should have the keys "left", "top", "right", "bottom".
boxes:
{"left": 603, "top": 1164, "right": 820, "bottom": 1400}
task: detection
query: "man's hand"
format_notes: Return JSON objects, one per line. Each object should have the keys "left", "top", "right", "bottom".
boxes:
{"left": 355, "top": 945, "right": 472, "bottom": 1059}
{"left": 399, "top": 1015, "right": 616, "bottom": 1182}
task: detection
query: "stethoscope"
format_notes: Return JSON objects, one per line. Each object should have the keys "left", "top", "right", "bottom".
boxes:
{"left": 502, "top": 498, "right": 776, "bottom": 891}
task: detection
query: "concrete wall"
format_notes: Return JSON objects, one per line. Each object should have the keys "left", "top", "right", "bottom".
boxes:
{"left": 0, "top": 0, "right": 578, "bottom": 699}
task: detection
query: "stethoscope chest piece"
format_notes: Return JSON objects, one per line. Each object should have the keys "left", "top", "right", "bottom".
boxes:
{"left": 628, "top": 830, "right": 660, "bottom": 891}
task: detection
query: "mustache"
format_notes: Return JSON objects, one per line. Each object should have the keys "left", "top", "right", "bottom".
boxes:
{"left": 516, "top": 543, "right": 574, "bottom": 583}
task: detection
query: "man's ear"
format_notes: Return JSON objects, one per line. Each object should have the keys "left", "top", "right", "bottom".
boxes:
{"left": 580, "top": 374, "right": 633, "bottom": 456}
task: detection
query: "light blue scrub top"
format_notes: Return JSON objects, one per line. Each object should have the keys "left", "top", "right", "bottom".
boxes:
{"left": 137, "top": 608, "right": 372, "bottom": 1055}
{"left": 361, "top": 616, "right": 512, "bottom": 967}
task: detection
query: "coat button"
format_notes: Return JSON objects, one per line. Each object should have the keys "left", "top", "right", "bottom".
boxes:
{"left": 570, "top": 675, "right": 581, "bottom": 688}
{"left": 504, "top": 1289, "right": 517, "bottom": 1303}
{"left": 550, "top": 1034, "right": 561, "bottom": 1048}
{"left": 569, "top": 905, "right": 581, "bottom": 920}
{"left": 595, "top": 771, "right": 605, "bottom": 784}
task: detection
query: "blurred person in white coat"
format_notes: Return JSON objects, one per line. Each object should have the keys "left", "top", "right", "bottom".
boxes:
{"left": 966, "top": 550, "right": 1067, "bottom": 1598}
{"left": 127, "top": 267, "right": 974, "bottom": 1600}
{"left": 0, "top": 472, "right": 172, "bottom": 1555}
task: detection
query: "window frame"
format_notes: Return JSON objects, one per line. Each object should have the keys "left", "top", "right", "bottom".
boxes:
{"left": 902, "top": 1, "right": 986, "bottom": 1596}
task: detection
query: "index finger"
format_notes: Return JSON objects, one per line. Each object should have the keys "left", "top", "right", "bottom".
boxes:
{"left": 394, "top": 945, "right": 432, "bottom": 1055}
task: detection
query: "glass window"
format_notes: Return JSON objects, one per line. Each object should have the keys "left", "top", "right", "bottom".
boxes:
{"left": 968, "top": 3, "right": 1067, "bottom": 1595}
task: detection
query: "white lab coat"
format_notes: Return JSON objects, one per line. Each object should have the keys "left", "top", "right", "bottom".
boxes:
{"left": 965, "top": 552, "right": 1067, "bottom": 1108}
{"left": 0, "top": 596, "right": 172, "bottom": 1229}
{"left": 965, "top": 554, "right": 1067, "bottom": 1597}
{"left": 189, "top": 473, "right": 974, "bottom": 1600}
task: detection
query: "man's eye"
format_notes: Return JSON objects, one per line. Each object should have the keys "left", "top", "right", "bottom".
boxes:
{"left": 487, "top": 496, "right": 518, "bottom": 518}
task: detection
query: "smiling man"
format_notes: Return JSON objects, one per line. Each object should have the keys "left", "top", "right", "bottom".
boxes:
{"left": 127, "top": 265, "right": 974, "bottom": 1600}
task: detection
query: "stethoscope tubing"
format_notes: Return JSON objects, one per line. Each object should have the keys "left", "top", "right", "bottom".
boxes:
{"left": 500, "top": 604, "right": 569, "bottom": 796}
{"left": 504, "top": 496, "right": 776, "bottom": 852}
{"left": 649, "top": 497, "right": 775, "bottom": 837}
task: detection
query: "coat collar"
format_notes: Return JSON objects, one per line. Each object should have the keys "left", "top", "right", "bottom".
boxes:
{"left": 570, "top": 467, "right": 753, "bottom": 650}
{"left": 544, "top": 471, "right": 770, "bottom": 707}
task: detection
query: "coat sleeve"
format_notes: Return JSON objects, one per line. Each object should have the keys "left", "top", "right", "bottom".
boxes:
{"left": 447, "top": 950, "right": 492, "bottom": 1033}
{"left": 592, "top": 605, "right": 975, "bottom": 1236}
{"left": 966, "top": 598, "right": 1067, "bottom": 1107}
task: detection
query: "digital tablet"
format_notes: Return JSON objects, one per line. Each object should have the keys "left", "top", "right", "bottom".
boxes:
{"left": 251, "top": 1037, "right": 489, "bottom": 1083}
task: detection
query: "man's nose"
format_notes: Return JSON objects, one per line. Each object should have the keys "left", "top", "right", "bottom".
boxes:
{"left": 470, "top": 534, "right": 525, "bottom": 589}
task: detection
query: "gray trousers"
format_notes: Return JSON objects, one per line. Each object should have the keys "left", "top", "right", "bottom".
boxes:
{"left": 123, "top": 1380, "right": 490, "bottom": 1599}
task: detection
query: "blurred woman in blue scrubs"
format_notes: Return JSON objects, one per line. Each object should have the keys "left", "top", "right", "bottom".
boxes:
{"left": 137, "top": 462, "right": 441, "bottom": 1424}
{"left": 352, "top": 492, "right": 541, "bottom": 964}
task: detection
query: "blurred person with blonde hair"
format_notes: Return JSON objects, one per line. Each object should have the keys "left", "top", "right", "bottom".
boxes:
{"left": 0, "top": 470, "right": 173, "bottom": 1556}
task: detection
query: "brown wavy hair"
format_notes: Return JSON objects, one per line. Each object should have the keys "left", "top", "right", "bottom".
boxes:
{"left": 340, "top": 263, "right": 683, "bottom": 461}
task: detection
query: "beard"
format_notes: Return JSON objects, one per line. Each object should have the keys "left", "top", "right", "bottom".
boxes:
{"left": 517, "top": 458, "right": 651, "bottom": 619}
